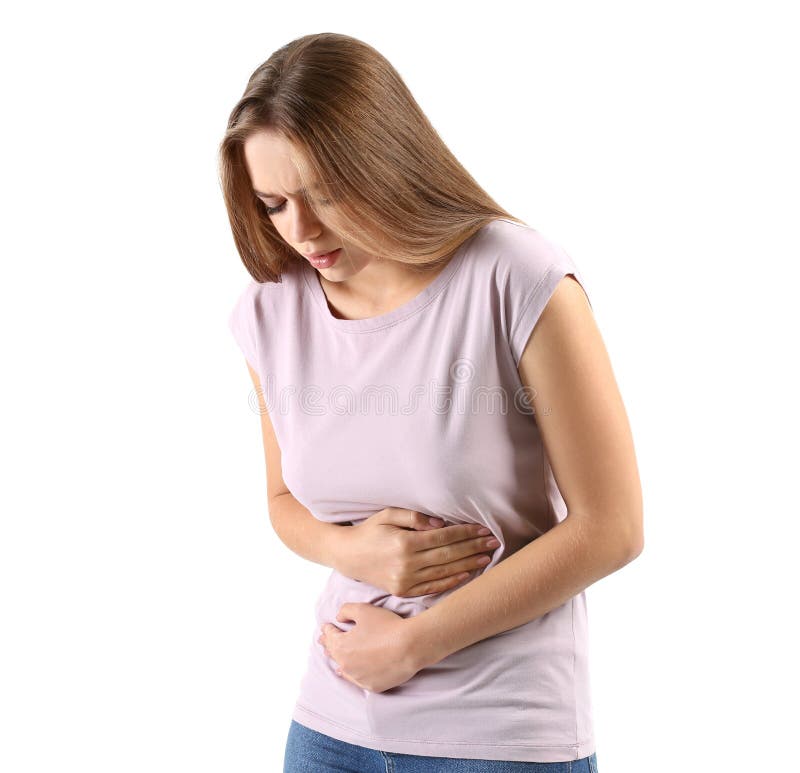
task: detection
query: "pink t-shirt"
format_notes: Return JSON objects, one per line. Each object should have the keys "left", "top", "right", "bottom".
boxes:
{"left": 228, "top": 218, "right": 596, "bottom": 762}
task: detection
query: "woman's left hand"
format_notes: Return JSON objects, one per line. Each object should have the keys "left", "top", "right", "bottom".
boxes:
{"left": 318, "top": 603, "right": 422, "bottom": 693}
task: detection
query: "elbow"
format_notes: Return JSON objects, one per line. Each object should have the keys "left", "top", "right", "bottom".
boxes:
{"left": 572, "top": 503, "right": 644, "bottom": 567}
{"left": 606, "top": 510, "right": 644, "bottom": 568}
{"left": 620, "top": 519, "right": 644, "bottom": 565}
{"left": 606, "top": 534, "right": 642, "bottom": 573}
{"left": 618, "top": 495, "right": 644, "bottom": 564}
{"left": 623, "top": 534, "right": 644, "bottom": 564}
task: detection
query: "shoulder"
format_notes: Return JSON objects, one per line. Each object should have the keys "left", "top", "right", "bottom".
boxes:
{"left": 473, "top": 218, "right": 574, "bottom": 280}
{"left": 229, "top": 260, "right": 303, "bottom": 318}
{"left": 468, "top": 219, "right": 592, "bottom": 367}
{"left": 227, "top": 261, "right": 304, "bottom": 367}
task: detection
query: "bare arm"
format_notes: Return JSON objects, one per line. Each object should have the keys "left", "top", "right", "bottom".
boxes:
{"left": 245, "top": 361, "right": 349, "bottom": 569}
{"left": 269, "top": 492, "right": 351, "bottom": 568}
{"left": 405, "top": 275, "right": 644, "bottom": 669}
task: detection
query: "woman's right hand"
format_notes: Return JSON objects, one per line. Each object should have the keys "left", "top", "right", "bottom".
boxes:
{"left": 332, "top": 507, "right": 498, "bottom": 598}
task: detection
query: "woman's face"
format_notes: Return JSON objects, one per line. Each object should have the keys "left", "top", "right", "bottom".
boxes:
{"left": 243, "top": 129, "right": 375, "bottom": 282}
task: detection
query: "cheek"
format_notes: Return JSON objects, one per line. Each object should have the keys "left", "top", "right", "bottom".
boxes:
{"left": 271, "top": 222, "right": 294, "bottom": 247}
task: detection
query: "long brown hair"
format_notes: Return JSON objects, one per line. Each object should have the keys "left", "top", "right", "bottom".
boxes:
{"left": 218, "top": 32, "right": 525, "bottom": 283}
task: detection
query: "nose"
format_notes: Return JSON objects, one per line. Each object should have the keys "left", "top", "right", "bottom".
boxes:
{"left": 286, "top": 200, "right": 323, "bottom": 246}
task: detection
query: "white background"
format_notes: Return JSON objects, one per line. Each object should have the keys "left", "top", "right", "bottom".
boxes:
{"left": 2, "top": 2, "right": 798, "bottom": 771}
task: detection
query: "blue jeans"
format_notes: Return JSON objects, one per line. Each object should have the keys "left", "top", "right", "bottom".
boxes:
{"left": 283, "top": 719, "right": 599, "bottom": 772}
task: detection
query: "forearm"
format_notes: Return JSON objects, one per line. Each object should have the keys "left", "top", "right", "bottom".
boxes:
{"left": 406, "top": 512, "right": 640, "bottom": 670}
{"left": 269, "top": 492, "right": 350, "bottom": 570}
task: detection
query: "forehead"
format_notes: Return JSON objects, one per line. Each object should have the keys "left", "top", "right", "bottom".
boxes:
{"left": 243, "top": 130, "right": 304, "bottom": 196}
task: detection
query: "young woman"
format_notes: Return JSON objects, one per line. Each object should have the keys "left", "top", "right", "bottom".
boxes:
{"left": 222, "top": 32, "right": 642, "bottom": 773}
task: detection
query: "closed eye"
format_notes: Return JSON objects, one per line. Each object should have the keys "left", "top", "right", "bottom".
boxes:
{"left": 258, "top": 198, "right": 332, "bottom": 216}
{"left": 263, "top": 201, "right": 286, "bottom": 216}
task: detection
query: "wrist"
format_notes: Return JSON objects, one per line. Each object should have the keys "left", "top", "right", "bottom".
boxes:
{"left": 403, "top": 610, "right": 450, "bottom": 672}
{"left": 326, "top": 522, "right": 353, "bottom": 574}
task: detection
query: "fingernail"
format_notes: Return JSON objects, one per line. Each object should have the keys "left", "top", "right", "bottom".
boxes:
{"left": 429, "top": 517, "right": 445, "bottom": 526}
{"left": 477, "top": 527, "right": 491, "bottom": 535}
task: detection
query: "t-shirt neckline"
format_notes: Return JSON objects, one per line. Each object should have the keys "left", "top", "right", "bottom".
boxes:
{"left": 301, "top": 240, "right": 470, "bottom": 333}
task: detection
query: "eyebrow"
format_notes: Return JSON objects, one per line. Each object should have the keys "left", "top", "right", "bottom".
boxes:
{"left": 253, "top": 187, "right": 305, "bottom": 199}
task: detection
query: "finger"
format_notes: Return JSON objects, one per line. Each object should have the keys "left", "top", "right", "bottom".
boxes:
{"left": 414, "top": 534, "right": 499, "bottom": 567}
{"left": 381, "top": 508, "right": 447, "bottom": 531}
{"left": 405, "top": 570, "right": 473, "bottom": 597}
{"left": 409, "top": 522, "right": 493, "bottom": 551}
{"left": 416, "top": 552, "right": 493, "bottom": 583}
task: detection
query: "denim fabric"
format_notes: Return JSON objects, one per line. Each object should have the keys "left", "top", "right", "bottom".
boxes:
{"left": 283, "top": 720, "right": 599, "bottom": 772}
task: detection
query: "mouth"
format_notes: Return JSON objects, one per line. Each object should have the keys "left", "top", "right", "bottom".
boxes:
{"left": 306, "top": 248, "right": 341, "bottom": 269}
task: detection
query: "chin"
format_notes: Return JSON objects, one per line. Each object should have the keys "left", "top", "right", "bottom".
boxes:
{"left": 320, "top": 262, "right": 363, "bottom": 282}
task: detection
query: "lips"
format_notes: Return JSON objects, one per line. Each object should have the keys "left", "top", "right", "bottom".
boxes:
{"left": 305, "top": 249, "right": 340, "bottom": 259}
{"left": 306, "top": 248, "right": 341, "bottom": 269}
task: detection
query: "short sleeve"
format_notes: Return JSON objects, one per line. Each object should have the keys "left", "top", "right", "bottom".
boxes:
{"left": 505, "top": 231, "right": 593, "bottom": 367}
{"left": 227, "top": 280, "right": 262, "bottom": 371}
